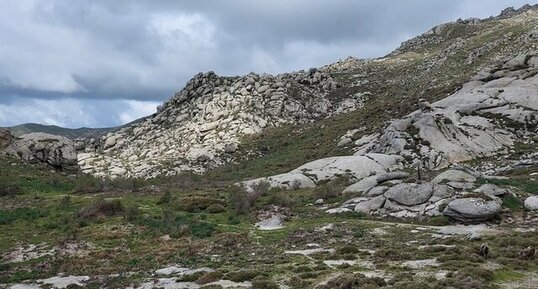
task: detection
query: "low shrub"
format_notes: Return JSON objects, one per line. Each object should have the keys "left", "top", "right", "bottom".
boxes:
{"left": 77, "top": 198, "right": 124, "bottom": 220}
{"left": 501, "top": 195, "right": 522, "bottom": 210}
{"left": 197, "top": 271, "right": 224, "bottom": 284}
{"left": 124, "top": 205, "right": 142, "bottom": 222}
{"left": 223, "top": 270, "right": 263, "bottom": 282}
{"left": 0, "top": 182, "right": 20, "bottom": 197}
{"left": 252, "top": 279, "right": 279, "bottom": 289}
{"left": 58, "top": 195, "right": 71, "bottom": 210}
{"left": 174, "top": 196, "right": 223, "bottom": 213}
{"left": 135, "top": 210, "right": 215, "bottom": 238}
{"left": 228, "top": 187, "right": 252, "bottom": 215}
{"left": 206, "top": 204, "right": 226, "bottom": 214}
{"left": 157, "top": 191, "right": 172, "bottom": 205}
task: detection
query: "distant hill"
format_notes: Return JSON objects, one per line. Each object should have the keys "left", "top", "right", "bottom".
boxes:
{"left": 8, "top": 123, "right": 114, "bottom": 139}
{"left": 7, "top": 117, "right": 150, "bottom": 140}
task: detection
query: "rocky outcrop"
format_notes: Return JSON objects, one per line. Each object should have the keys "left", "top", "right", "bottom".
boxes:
{"left": 330, "top": 181, "right": 455, "bottom": 218}
{"left": 342, "top": 171, "right": 409, "bottom": 194}
{"left": 239, "top": 154, "right": 404, "bottom": 192}
{"left": 346, "top": 55, "right": 538, "bottom": 171}
{"left": 0, "top": 128, "right": 14, "bottom": 150}
{"left": 442, "top": 198, "right": 502, "bottom": 222}
{"left": 79, "top": 69, "right": 371, "bottom": 178}
{"left": 4, "top": 133, "right": 78, "bottom": 173}
{"left": 241, "top": 173, "right": 315, "bottom": 193}
{"left": 384, "top": 183, "right": 434, "bottom": 206}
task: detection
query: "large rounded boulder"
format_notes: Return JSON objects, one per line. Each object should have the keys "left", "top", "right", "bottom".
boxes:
{"left": 384, "top": 183, "right": 434, "bottom": 206}
{"left": 524, "top": 196, "right": 538, "bottom": 211}
{"left": 4, "top": 133, "right": 79, "bottom": 173}
{"left": 442, "top": 198, "right": 501, "bottom": 222}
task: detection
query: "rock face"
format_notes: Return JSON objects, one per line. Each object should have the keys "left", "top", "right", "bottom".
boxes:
{"left": 329, "top": 181, "right": 455, "bottom": 218}
{"left": 442, "top": 198, "right": 502, "bottom": 222}
{"left": 432, "top": 169, "right": 476, "bottom": 184}
{"left": 342, "top": 171, "right": 409, "bottom": 194}
{"left": 0, "top": 128, "right": 14, "bottom": 150}
{"left": 524, "top": 196, "right": 538, "bottom": 211}
{"left": 241, "top": 173, "right": 315, "bottom": 193}
{"left": 239, "top": 153, "right": 404, "bottom": 192}
{"left": 384, "top": 183, "right": 434, "bottom": 206}
{"left": 347, "top": 55, "right": 538, "bottom": 170}
{"left": 79, "top": 70, "right": 370, "bottom": 178}
{"left": 4, "top": 133, "right": 78, "bottom": 173}
{"left": 290, "top": 155, "right": 395, "bottom": 183}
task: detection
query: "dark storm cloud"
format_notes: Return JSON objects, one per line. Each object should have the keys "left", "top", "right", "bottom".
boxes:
{"left": 0, "top": 0, "right": 535, "bottom": 127}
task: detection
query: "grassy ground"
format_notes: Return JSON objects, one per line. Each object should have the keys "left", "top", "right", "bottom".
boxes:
{"left": 1, "top": 157, "right": 537, "bottom": 289}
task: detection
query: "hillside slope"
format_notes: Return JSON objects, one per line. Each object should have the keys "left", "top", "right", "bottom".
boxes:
{"left": 79, "top": 5, "right": 538, "bottom": 179}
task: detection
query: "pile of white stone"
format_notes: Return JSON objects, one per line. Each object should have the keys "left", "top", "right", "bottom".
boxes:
{"left": 327, "top": 168, "right": 510, "bottom": 221}
{"left": 78, "top": 69, "right": 368, "bottom": 178}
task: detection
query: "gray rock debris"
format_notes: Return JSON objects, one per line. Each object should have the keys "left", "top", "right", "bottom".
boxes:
{"left": 78, "top": 68, "right": 364, "bottom": 178}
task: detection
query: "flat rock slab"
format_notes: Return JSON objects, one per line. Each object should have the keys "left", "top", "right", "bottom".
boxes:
{"left": 433, "top": 169, "right": 477, "bottom": 184}
{"left": 37, "top": 275, "right": 90, "bottom": 289}
{"left": 430, "top": 224, "right": 500, "bottom": 239}
{"left": 400, "top": 258, "right": 440, "bottom": 269}
{"left": 284, "top": 248, "right": 335, "bottom": 257}
{"left": 474, "top": 184, "right": 510, "bottom": 197}
{"left": 155, "top": 266, "right": 214, "bottom": 276}
{"left": 255, "top": 214, "right": 285, "bottom": 230}
{"left": 291, "top": 156, "right": 388, "bottom": 183}
{"left": 241, "top": 173, "right": 315, "bottom": 193}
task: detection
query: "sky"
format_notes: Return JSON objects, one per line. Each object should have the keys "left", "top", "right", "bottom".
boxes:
{"left": 0, "top": 0, "right": 535, "bottom": 128}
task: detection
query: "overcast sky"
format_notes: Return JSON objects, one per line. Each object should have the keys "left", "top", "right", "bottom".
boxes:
{"left": 0, "top": 0, "right": 535, "bottom": 128}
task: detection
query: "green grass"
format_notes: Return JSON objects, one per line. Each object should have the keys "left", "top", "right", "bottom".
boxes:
{"left": 478, "top": 178, "right": 538, "bottom": 195}
{"left": 0, "top": 208, "right": 46, "bottom": 225}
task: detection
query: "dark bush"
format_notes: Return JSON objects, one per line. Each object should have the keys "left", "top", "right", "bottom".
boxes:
{"left": 206, "top": 204, "right": 226, "bottom": 214}
{"left": 174, "top": 196, "right": 223, "bottom": 212}
{"left": 252, "top": 279, "right": 279, "bottom": 289}
{"left": 228, "top": 187, "right": 252, "bottom": 215}
{"left": 124, "top": 205, "right": 142, "bottom": 222}
{"left": 224, "top": 270, "right": 263, "bottom": 282}
{"left": 157, "top": 191, "right": 172, "bottom": 204}
{"left": 0, "top": 182, "right": 20, "bottom": 197}
{"left": 58, "top": 195, "right": 71, "bottom": 209}
{"left": 197, "top": 271, "right": 224, "bottom": 284}
{"left": 77, "top": 198, "right": 124, "bottom": 220}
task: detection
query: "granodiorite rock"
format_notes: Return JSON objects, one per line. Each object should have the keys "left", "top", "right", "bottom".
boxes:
{"left": 241, "top": 173, "right": 316, "bottom": 193}
{"left": 0, "top": 128, "right": 14, "bottom": 150}
{"left": 524, "top": 196, "right": 538, "bottom": 211}
{"left": 442, "top": 198, "right": 502, "bottom": 222}
{"left": 345, "top": 55, "right": 538, "bottom": 170}
{"left": 79, "top": 69, "right": 368, "bottom": 178}
{"left": 4, "top": 133, "right": 78, "bottom": 173}
{"left": 384, "top": 183, "right": 434, "bottom": 206}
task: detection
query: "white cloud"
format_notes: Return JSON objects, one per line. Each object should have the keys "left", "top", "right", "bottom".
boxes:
{"left": 0, "top": 97, "right": 159, "bottom": 128}
{"left": 117, "top": 100, "right": 159, "bottom": 124}
{"left": 0, "top": 0, "right": 534, "bottom": 127}
{"left": 0, "top": 98, "right": 91, "bottom": 127}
